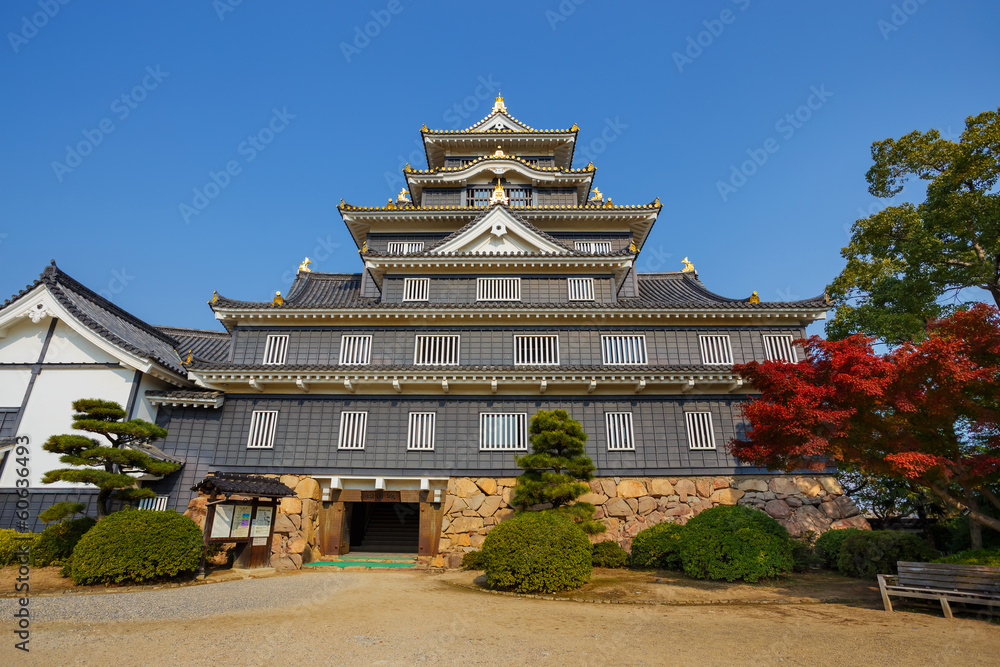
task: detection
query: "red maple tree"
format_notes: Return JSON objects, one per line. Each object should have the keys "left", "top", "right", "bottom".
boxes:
{"left": 729, "top": 304, "right": 1000, "bottom": 547}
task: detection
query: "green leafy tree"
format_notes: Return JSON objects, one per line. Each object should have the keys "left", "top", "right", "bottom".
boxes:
{"left": 511, "top": 409, "right": 604, "bottom": 534}
{"left": 828, "top": 107, "right": 1000, "bottom": 344}
{"left": 42, "top": 399, "right": 177, "bottom": 518}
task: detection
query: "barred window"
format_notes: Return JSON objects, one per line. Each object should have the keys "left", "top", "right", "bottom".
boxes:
{"left": 387, "top": 241, "right": 424, "bottom": 254}
{"left": 339, "top": 335, "right": 372, "bottom": 365}
{"left": 138, "top": 495, "right": 169, "bottom": 511}
{"left": 477, "top": 277, "right": 521, "bottom": 301}
{"left": 568, "top": 278, "right": 595, "bottom": 301}
{"left": 247, "top": 410, "right": 278, "bottom": 449}
{"left": 467, "top": 187, "right": 492, "bottom": 207}
{"left": 337, "top": 411, "right": 368, "bottom": 450}
{"left": 601, "top": 335, "right": 647, "bottom": 365}
{"left": 699, "top": 335, "right": 733, "bottom": 365}
{"left": 407, "top": 412, "right": 436, "bottom": 451}
{"left": 605, "top": 412, "right": 635, "bottom": 451}
{"left": 414, "top": 335, "right": 461, "bottom": 365}
{"left": 262, "top": 335, "right": 288, "bottom": 365}
{"left": 685, "top": 412, "right": 716, "bottom": 450}
{"left": 514, "top": 335, "right": 560, "bottom": 366}
{"left": 507, "top": 187, "right": 532, "bottom": 207}
{"left": 479, "top": 413, "right": 528, "bottom": 450}
{"left": 763, "top": 334, "right": 797, "bottom": 363}
{"left": 402, "top": 278, "right": 429, "bottom": 302}
{"left": 575, "top": 241, "right": 612, "bottom": 254}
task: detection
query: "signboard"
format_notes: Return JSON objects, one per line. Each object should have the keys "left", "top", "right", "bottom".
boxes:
{"left": 231, "top": 505, "right": 252, "bottom": 538}
{"left": 361, "top": 490, "right": 400, "bottom": 502}
{"left": 211, "top": 504, "right": 234, "bottom": 539}
{"left": 251, "top": 507, "right": 273, "bottom": 537}
{"left": 252, "top": 537, "right": 267, "bottom": 546}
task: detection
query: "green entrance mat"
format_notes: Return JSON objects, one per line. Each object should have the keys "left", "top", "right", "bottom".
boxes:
{"left": 304, "top": 554, "right": 417, "bottom": 569}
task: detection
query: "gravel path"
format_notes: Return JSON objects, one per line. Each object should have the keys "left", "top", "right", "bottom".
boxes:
{"left": 0, "top": 571, "right": 361, "bottom": 623}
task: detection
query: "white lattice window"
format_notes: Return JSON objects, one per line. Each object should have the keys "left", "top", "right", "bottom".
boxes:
{"left": 414, "top": 335, "right": 461, "bottom": 365}
{"left": 247, "top": 410, "right": 278, "bottom": 449}
{"left": 387, "top": 241, "right": 424, "bottom": 254}
{"left": 605, "top": 412, "right": 635, "bottom": 451}
{"left": 338, "top": 411, "right": 368, "bottom": 450}
{"left": 568, "top": 278, "right": 595, "bottom": 301}
{"left": 407, "top": 412, "right": 436, "bottom": 451}
{"left": 262, "top": 335, "right": 288, "bottom": 365}
{"left": 402, "top": 278, "right": 429, "bottom": 302}
{"left": 699, "top": 335, "right": 733, "bottom": 365}
{"left": 685, "top": 412, "right": 716, "bottom": 450}
{"left": 601, "top": 335, "right": 647, "bottom": 365}
{"left": 138, "top": 495, "right": 169, "bottom": 511}
{"left": 763, "top": 334, "right": 797, "bottom": 363}
{"left": 479, "top": 413, "right": 528, "bottom": 451}
{"left": 477, "top": 277, "right": 521, "bottom": 301}
{"left": 575, "top": 241, "right": 612, "bottom": 254}
{"left": 514, "top": 335, "right": 560, "bottom": 366}
{"left": 339, "top": 335, "right": 372, "bottom": 365}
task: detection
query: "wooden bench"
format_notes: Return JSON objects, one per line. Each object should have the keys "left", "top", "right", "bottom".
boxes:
{"left": 877, "top": 561, "right": 1000, "bottom": 619}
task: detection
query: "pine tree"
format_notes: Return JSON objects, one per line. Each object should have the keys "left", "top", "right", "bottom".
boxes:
{"left": 42, "top": 399, "right": 178, "bottom": 518}
{"left": 512, "top": 409, "right": 604, "bottom": 534}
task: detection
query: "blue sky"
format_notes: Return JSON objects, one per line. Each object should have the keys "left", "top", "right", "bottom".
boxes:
{"left": 1, "top": 1, "right": 997, "bottom": 335}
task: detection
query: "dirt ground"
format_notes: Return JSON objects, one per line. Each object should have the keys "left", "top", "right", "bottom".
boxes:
{"left": 4, "top": 567, "right": 1000, "bottom": 665}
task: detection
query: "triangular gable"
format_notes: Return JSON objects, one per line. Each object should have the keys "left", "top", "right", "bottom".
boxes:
{"left": 429, "top": 206, "right": 571, "bottom": 256}
{"left": 464, "top": 111, "right": 533, "bottom": 133}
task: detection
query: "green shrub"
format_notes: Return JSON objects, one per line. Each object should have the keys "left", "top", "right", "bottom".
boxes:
{"left": 679, "top": 505, "right": 794, "bottom": 583}
{"left": 836, "top": 530, "right": 939, "bottom": 579}
{"left": 790, "top": 535, "right": 824, "bottom": 572}
{"left": 0, "top": 529, "right": 39, "bottom": 566}
{"left": 481, "top": 511, "right": 592, "bottom": 593}
{"left": 629, "top": 522, "right": 685, "bottom": 570}
{"left": 32, "top": 517, "right": 96, "bottom": 567}
{"left": 933, "top": 546, "right": 1000, "bottom": 567}
{"left": 592, "top": 540, "right": 628, "bottom": 568}
{"left": 68, "top": 509, "right": 203, "bottom": 585}
{"left": 462, "top": 550, "right": 485, "bottom": 570}
{"left": 814, "top": 528, "right": 865, "bottom": 568}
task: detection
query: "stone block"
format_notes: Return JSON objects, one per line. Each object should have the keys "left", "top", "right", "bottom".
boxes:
{"left": 649, "top": 478, "right": 675, "bottom": 496}
{"left": 295, "top": 478, "right": 321, "bottom": 501}
{"left": 454, "top": 533, "right": 471, "bottom": 547}
{"left": 501, "top": 487, "right": 514, "bottom": 505}
{"left": 605, "top": 498, "right": 634, "bottom": 518}
{"left": 785, "top": 496, "right": 803, "bottom": 508}
{"left": 494, "top": 509, "right": 514, "bottom": 523}
{"left": 819, "top": 477, "right": 844, "bottom": 496}
{"left": 466, "top": 493, "right": 486, "bottom": 512}
{"left": 830, "top": 515, "right": 871, "bottom": 531}
{"left": 637, "top": 497, "right": 657, "bottom": 515}
{"left": 834, "top": 495, "right": 861, "bottom": 518}
{"left": 476, "top": 478, "right": 497, "bottom": 496}
{"left": 795, "top": 477, "right": 825, "bottom": 497}
{"left": 462, "top": 509, "right": 479, "bottom": 517}
{"left": 273, "top": 513, "right": 297, "bottom": 534}
{"left": 738, "top": 479, "right": 769, "bottom": 492}
{"left": 288, "top": 513, "right": 301, "bottom": 530}
{"left": 300, "top": 499, "right": 318, "bottom": 519}
{"left": 497, "top": 478, "right": 517, "bottom": 487}
{"left": 710, "top": 488, "right": 745, "bottom": 506}
{"left": 479, "top": 495, "right": 503, "bottom": 517}
{"left": 794, "top": 505, "right": 832, "bottom": 534}
{"left": 617, "top": 479, "right": 647, "bottom": 498}
{"left": 442, "top": 495, "right": 455, "bottom": 514}
{"left": 695, "top": 478, "right": 713, "bottom": 498}
{"left": 578, "top": 492, "right": 608, "bottom": 505}
{"left": 449, "top": 516, "right": 484, "bottom": 533}
{"left": 763, "top": 499, "right": 792, "bottom": 519}
{"left": 279, "top": 497, "right": 301, "bottom": 514}
{"left": 286, "top": 536, "right": 307, "bottom": 554}
{"left": 454, "top": 478, "right": 480, "bottom": 498}
{"left": 674, "top": 479, "right": 696, "bottom": 501}
{"left": 447, "top": 553, "right": 464, "bottom": 569}
{"left": 819, "top": 500, "right": 842, "bottom": 520}
{"left": 778, "top": 517, "right": 803, "bottom": 538}
{"left": 713, "top": 477, "right": 731, "bottom": 490}
{"left": 769, "top": 477, "right": 798, "bottom": 495}
{"left": 470, "top": 533, "right": 486, "bottom": 548}
{"left": 279, "top": 475, "right": 300, "bottom": 490}
{"left": 600, "top": 479, "right": 618, "bottom": 497}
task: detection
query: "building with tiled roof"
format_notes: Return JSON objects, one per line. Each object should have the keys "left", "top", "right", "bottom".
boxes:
{"left": 2, "top": 95, "right": 866, "bottom": 560}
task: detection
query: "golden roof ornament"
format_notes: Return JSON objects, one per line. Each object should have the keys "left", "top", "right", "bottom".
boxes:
{"left": 273, "top": 291, "right": 283, "bottom": 305}
{"left": 184, "top": 349, "right": 193, "bottom": 365}
{"left": 681, "top": 257, "right": 695, "bottom": 273}
{"left": 586, "top": 161, "right": 594, "bottom": 170}
{"left": 492, "top": 90, "right": 506, "bottom": 114}
{"left": 208, "top": 290, "right": 218, "bottom": 305}
{"left": 489, "top": 180, "right": 509, "bottom": 206}
{"left": 654, "top": 197, "right": 660, "bottom": 207}
{"left": 493, "top": 145, "right": 506, "bottom": 158}
{"left": 397, "top": 187, "right": 411, "bottom": 203}
{"left": 421, "top": 123, "right": 428, "bottom": 131}
{"left": 298, "top": 257, "right": 312, "bottom": 273}
{"left": 359, "top": 241, "right": 368, "bottom": 254}
{"left": 386, "top": 199, "right": 396, "bottom": 209}
{"left": 749, "top": 291, "right": 760, "bottom": 304}
{"left": 629, "top": 241, "right": 637, "bottom": 253}
{"left": 589, "top": 187, "right": 603, "bottom": 202}
{"left": 571, "top": 123, "right": 579, "bottom": 131}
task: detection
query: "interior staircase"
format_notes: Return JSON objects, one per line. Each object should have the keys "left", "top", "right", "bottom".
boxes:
{"left": 357, "top": 503, "right": 420, "bottom": 553}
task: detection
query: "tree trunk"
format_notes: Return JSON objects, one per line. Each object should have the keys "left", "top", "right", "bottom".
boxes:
{"left": 929, "top": 484, "right": 1000, "bottom": 539}
{"left": 96, "top": 488, "right": 111, "bottom": 518}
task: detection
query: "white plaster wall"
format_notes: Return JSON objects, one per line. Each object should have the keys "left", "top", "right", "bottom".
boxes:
{"left": 0, "top": 366, "right": 137, "bottom": 488}
{"left": 133, "top": 374, "right": 172, "bottom": 422}
{"left": 43, "top": 320, "right": 119, "bottom": 364}
{"left": 0, "top": 369, "right": 30, "bottom": 407}
{"left": 0, "top": 318, "right": 47, "bottom": 363}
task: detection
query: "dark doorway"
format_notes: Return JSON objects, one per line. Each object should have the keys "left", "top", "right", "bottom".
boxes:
{"left": 348, "top": 502, "right": 420, "bottom": 553}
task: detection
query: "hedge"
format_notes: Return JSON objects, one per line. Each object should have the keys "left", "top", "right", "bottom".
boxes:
{"left": 481, "top": 511, "right": 592, "bottom": 593}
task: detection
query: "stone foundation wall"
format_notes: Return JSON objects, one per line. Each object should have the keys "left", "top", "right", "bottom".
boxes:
{"left": 439, "top": 475, "right": 870, "bottom": 557}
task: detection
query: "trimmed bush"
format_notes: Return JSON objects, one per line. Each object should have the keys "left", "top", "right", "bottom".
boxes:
{"left": 836, "top": 530, "right": 939, "bottom": 579}
{"left": 791, "top": 537, "right": 824, "bottom": 572}
{"left": 68, "top": 509, "right": 203, "bottom": 585}
{"left": 462, "top": 550, "right": 485, "bottom": 570}
{"left": 933, "top": 547, "right": 1000, "bottom": 567}
{"left": 814, "top": 528, "right": 865, "bottom": 568}
{"left": 32, "top": 517, "right": 96, "bottom": 567}
{"left": 629, "top": 522, "right": 685, "bottom": 570}
{"left": 679, "top": 505, "right": 794, "bottom": 583}
{"left": 592, "top": 540, "right": 628, "bottom": 568}
{"left": 0, "top": 529, "right": 39, "bottom": 566}
{"left": 481, "top": 511, "right": 592, "bottom": 593}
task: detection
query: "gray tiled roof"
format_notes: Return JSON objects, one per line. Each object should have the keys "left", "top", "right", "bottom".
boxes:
{"left": 128, "top": 442, "right": 185, "bottom": 465}
{"left": 186, "top": 362, "right": 733, "bottom": 373}
{"left": 1, "top": 262, "right": 187, "bottom": 375}
{"left": 157, "top": 326, "right": 231, "bottom": 363}
{"left": 192, "top": 472, "right": 295, "bottom": 497}
{"left": 211, "top": 270, "right": 826, "bottom": 310}
{"left": 146, "top": 389, "right": 225, "bottom": 400}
